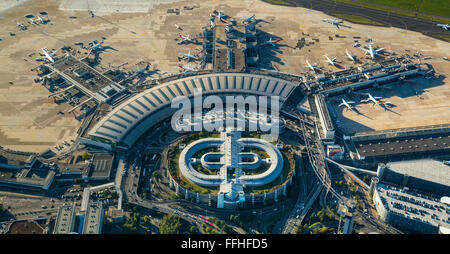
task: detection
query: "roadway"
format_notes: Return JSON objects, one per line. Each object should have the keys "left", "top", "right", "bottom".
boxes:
{"left": 286, "top": 0, "right": 449, "bottom": 39}
{"left": 291, "top": 110, "right": 403, "bottom": 233}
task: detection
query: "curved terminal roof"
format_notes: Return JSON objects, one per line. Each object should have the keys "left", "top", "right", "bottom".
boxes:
{"left": 88, "top": 73, "right": 297, "bottom": 147}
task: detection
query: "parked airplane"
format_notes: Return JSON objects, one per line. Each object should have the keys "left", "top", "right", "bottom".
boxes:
{"left": 177, "top": 34, "right": 193, "bottom": 44}
{"left": 212, "top": 10, "right": 226, "bottom": 22}
{"left": 305, "top": 60, "right": 317, "bottom": 71}
{"left": 346, "top": 49, "right": 357, "bottom": 62}
{"left": 324, "top": 54, "right": 337, "bottom": 66}
{"left": 17, "top": 22, "right": 27, "bottom": 30}
{"left": 259, "top": 37, "right": 281, "bottom": 47}
{"left": 35, "top": 48, "right": 57, "bottom": 63}
{"left": 178, "top": 63, "right": 196, "bottom": 72}
{"left": 338, "top": 98, "right": 356, "bottom": 111}
{"left": 175, "top": 24, "right": 183, "bottom": 30}
{"left": 242, "top": 14, "right": 256, "bottom": 24}
{"left": 360, "top": 43, "right": 384, "bottom": 59}
{"left": 437, "top": 24, "right": 450, "bottom": 30}
{"left": 178, "top": 50, "right": 198, "bottom": 61}
{"left": 89, "top": 40, "right": 104, "bottom": 52}
{"left": 361, "top": 93, "right": 389, "bottom": 106}
{"left": 322, "top": 19, "right": 351, "bottom": 29}
{"left": 35, "top": 16, "right": 48, "bottom": 24}
{"left": 131, "top": 64, "right": 149, "bottom": 75}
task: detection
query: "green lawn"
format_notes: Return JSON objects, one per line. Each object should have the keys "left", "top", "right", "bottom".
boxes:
{"left": 420, "top": 0, "right": 450, "bottom": 18}
{"left": 335, "top": 0, "right": 450, "bottom": 21}
{"left": 429, "top": 33, "right": 450, "bottom": 42}
{"left": 359, "top": 0, "right": 421, "bottom": 11}
{"left": 336, "top": 0, "right": 418, "bottom": 18}
{"left": 261, "top": 0, "right": 295, "bottom": 6}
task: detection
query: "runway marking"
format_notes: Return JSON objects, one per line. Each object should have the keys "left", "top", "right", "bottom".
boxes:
{"left": 401, "top": 34, "right": 406, "bottom": 36}
{"left": 73, "top": 22, "right": 78, "bottom": 25}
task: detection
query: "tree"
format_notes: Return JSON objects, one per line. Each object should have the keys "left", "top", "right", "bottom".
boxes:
{"left": 312, "top": 227, "right": 320, "bottom": 234}
{"left": 81, "top": 151, "right": 92, "bottom": 160}
{"left": 152, "top": 171, "right": 159, "bottom": 179}
{"left": 160, "top": 214, "right": 182, "bottom": 234}
{"left": 189, "top": 225, "right": 198, "bottom": 234}
{"left": 110, "top": 190, "right": 118, "bottom": 199}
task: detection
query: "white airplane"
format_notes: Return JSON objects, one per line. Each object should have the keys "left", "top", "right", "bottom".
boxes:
{"left": 175, "top": 24, "right": 183, "bottom": 30}
{"left": 35, "top": 16, "right": 48, "bottom": 24}
{"left": 346, "top": 49, "right": 357, "bottom": 62}
{"left": 178, "top": 63, "right": 196, "bottom": 72}
{"left": 322, "top": 19, "right": 351, "bottom": 29}
{"left": 361, "top": 93, "right": 385, "bottom": 106}
{"left": 259, "top": 37, "right": 281, "bottom": 47}
{"left": 177, "top": 34, "right": 193, "bottom": 44}
{"left": 360, "top": 43, "right": 384, "bottom": 59}
{"left": 17, "top": 23, "right": 27, "bottom": 30}
{"left": 324, "top": 54, "right": 337, "bottom": 66}
{"left": 243, "top": 14, "right": 256, "bottom": 24}
{"left": 212, "top": 10, "right": 226, "bottom": 22}
{"left": 132, "top": 64, "right": 149, "bottom": 75}
{"left": 437, "top": 24, "right": 450, "bottom": 30}
{"left": 35, "top": 48, "right": 57, "bottom": 63}
{"left": 305, "top": 60, "right": 317, "bottom": 71}
{"left": 178, "top": 50, "right": 198, "bottom": 61}
{"left": 338, "top": 98, "right": 356, "bottom": 111}
{"left": 89, "top": 40, "right": 104, "bottom": 52}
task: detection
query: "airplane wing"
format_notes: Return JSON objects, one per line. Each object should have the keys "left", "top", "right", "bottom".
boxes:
{"left": 359, "top": 47, "right": 369, "bottom": 54}
{"left": 374, "top": 97, "right": 382, "bottom": 99}
{"left": 347, "top": 101, "right": 355, "bottom": 104}
{"left": 361, "top": 99, "right": 370, "bottom": 102}
{"left": 338, "top": 102, "right": 344, "bottom": 107}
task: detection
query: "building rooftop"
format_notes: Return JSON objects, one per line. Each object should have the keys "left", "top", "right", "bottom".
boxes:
{"left": 377, "top": 183, "right": 450, "bottom": 229}
{"left": 87, "top": 72, "right": 297, "bottom": 147}
{"left": 89, "top": 153, "right": 114, "bottom": 179}
{"left": 48, "top": 55, "right": 124, "bottom": 102}
{"left": 385, "top": 159, "right": 450, "bottom": 189}
{"left": 82, "top": 202, "right": 103, "bottom": 234}
{"left": 355, "top": 133, "right": 450, "bottom": 158}
{"left": 0, "top": 167, "right": 55, "bottom": 190}
{"left": 214, "top": 24, "right": 246, "bottom": 72}
{"left": 54, "top": 204, "right": 76, "bottom": 234}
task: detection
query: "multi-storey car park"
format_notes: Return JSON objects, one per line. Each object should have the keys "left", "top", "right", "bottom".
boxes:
{"left": 8, "top": 4, "right": 446, "bottom": 234}
{"left": 373, "top": 183, "right": 450, "bottom": 234}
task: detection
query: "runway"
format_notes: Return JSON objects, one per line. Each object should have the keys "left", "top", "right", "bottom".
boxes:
{"left": 280, "top": 0, "right": 449, "bottom": 41}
